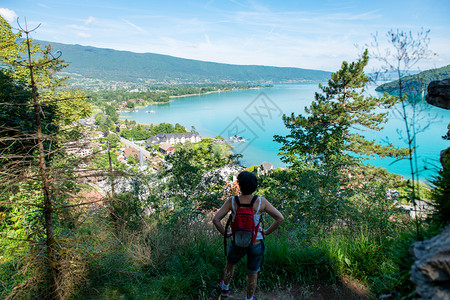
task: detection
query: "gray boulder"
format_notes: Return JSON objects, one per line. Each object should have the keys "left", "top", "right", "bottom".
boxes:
{"left": 410, "top": 225, "right": 450, "bottom": 299}
{"left": 426, "top": 79, "right": 450, "bottom": 110}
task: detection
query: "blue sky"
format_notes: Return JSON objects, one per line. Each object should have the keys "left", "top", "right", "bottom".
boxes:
{"left": 1, "top": 0, "right": 449, "bottom": 71}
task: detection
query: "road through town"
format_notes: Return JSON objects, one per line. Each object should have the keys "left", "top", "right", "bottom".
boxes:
{"left": 120, "top": 137, "right": 152, "bottom": 158}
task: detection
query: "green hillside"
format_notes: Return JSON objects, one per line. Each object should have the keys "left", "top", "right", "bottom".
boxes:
{"left": 34, "top": 40, "right": 331, "bottom": 83}
{"left": 375, "top": 64, "right": 450, "bottom": 94}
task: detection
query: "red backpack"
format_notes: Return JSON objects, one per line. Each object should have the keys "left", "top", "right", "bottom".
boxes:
{"left": 224, "top": 195, "right": 261, "bottom": 253}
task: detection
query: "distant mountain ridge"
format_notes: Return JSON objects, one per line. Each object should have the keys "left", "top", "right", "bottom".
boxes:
{"left": 33, "top": 40, "right": 332, "bottom": 84}
{"left": 375, "top": 65, "right": 450, "bottom": 94}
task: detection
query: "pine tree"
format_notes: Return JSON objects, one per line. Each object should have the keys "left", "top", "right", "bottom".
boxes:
{"left": 275, "top": 50, "right": 408, "bottom": 175}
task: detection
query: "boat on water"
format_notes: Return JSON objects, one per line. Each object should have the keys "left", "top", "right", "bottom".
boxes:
{"left": 229, "top": 135, "right": 248, "bottom": 143}
{"left": 146, "top": 110, "right": 156, "bottom": 113}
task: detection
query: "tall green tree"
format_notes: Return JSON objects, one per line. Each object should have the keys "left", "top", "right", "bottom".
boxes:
{"left": 105, "top": 104, "right": 119, "bottom": 122}
{"left": 275, "top": 50, "right": 407, "bottom": 175}
{"left": 151, "top": 142, "right": 234, "bottom": 223}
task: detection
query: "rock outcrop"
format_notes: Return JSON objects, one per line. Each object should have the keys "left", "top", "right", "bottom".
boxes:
{"left": 410, "top": 226, "right": 450, "bottom": 299}
{"left": 426, "top": 78, "right": 450, "bottom": 169}
{"left": 426, "top": 79, "right": 450, "bottom": 110}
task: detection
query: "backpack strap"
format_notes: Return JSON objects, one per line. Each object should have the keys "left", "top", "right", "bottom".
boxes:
{"left": 235, "top": 195, "right": 258, "bottom": 208}
{"left": 255, "top": 196, "right": 262, "bottom": 215}
{"left": 251, "top": 195, "right": 258, "bottom": 206}
{"left": 255, "top": 196, "right": 263, "bottom": 235}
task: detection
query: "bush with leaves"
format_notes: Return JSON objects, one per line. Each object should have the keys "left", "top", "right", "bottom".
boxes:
{"left": 428, "top": 159, "right": 450, "bottom": 228}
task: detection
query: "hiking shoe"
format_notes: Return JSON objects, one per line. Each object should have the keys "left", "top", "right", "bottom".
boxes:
{"left": 217, "top": 280, "right": 229, "bottom": 297}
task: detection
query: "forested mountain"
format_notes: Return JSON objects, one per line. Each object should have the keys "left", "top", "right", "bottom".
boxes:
{"left": 375, "top": 64, "right": 450, "bottom": 93}
{"left": 33, "top": 40, "right": 331, "bottom": 83}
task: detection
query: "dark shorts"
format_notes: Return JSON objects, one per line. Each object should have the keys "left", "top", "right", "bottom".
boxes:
{"left": 227, "top": 240, "right": 264, "bottom": 273}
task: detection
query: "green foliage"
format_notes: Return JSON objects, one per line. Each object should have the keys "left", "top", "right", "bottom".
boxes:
{"left": 0, "top": 17, "right": 21, "bottom": 63}
{"left": 428, "top": 159, "right": 450, "bottom": 227}
{"left": 75, "top": 219, "right": 225, "bottom": 299}
{"left": 104, "top": 105, "right": 119, "bottom": 122}
{"left": 126, "top": 100, "right": 135, "bottom": 109}
{"left": 0, "top": 70, "right": 57, "bottom": 165}
{"left": 52, "top": 89, "right": 92, "bottom": 125}
{"left": 246, "top": 165, "right": 259, "bottom": 173}
{"left": 0, "top": 157, "right": 425, "bottom": 299}
{"left": 0, "top": 182, "right": 45, "bottom": 256}
{"left": 192, "top": 141, "right": 233, "bottom": 170}
{"left": 2, "top": 18, "right": 447, "bottom": 300}
{"left": 68, "top": 210, "right": 425, "bottom": 299}
{"left": 89, "top": 151, "right": 126, "bottom": 171}
{"left": 95, "top": 113, "right": 115, "bottom": 132}
{"left": 120, "top": 122, "right": 188, "bottom": 141}
{"left": 120, "top": 123, "right": 152, "bottom": 140}
{"left": 258, "top": 166, "right": 404, "bottom": 241}
{"left": 94, "top": 113, "right": 103, "bottom": 125}
{"left": 112, "top": 192, "right": 145, "bottom": 231}
{"left": 148, "top": 122, "right": 187, "bottom": 135}
{"left": 154, "top": 143, "right": 229, "bottom": 222}
{"left": 0, "top": 19, "right": 91, "bottom": 125}
{"left": 261, "top": 233, "right": 336, "bottom": 287}
{"left": 275, "top": 50, "right": 405, "bottom": 176}
{"left": 378, "top": 224, "right": 441, "bottom": 297}
{"left": 106, "top": 132, "right": 121, "bottom": 148}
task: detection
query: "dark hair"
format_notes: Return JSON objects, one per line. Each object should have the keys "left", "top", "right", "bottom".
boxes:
{"left": 237, "top": 171, "right": 257, "bottom": 195}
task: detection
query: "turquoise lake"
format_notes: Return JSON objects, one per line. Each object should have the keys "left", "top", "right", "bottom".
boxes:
{"left": 122, "top": 83, "right": 450, "bottom": 180}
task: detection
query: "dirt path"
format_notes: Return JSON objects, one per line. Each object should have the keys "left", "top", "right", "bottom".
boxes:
{"left": 213, "top": 282, "right": 372, "bottom": 300}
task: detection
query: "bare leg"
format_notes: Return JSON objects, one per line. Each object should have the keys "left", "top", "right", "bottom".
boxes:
{"left": 246, "top": 272, "right": 258, "bottom": 298}
{"left": 224, "top": 262, "right": 234, "bottom": 285}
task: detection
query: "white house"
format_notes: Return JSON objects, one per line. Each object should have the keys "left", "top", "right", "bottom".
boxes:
{"left": 147, "top": 132, "right": 201, "bottom": 146}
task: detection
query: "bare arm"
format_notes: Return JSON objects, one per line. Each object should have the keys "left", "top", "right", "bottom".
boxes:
{"left": 212, "top": 197, "right": 232, "bottom": 237}
{"left": 261, "top": 198, "right": 284, "bottom": 236}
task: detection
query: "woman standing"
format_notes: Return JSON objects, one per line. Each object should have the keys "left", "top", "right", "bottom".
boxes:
{"left": 213, "top": 171, "right": 284, "bottom": 300}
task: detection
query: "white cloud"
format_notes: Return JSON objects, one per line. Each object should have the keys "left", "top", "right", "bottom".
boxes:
{"left": 85, "top": 16, "right": 97, "bottom": 26}
{"left": 0, "top": 8, "right": 18, "bottom": 23}
{"left": 70, "top": 24, "right": 88, "bottom": 30}
{"left": 77, "top": 32, "right": 92, "bottom": 38}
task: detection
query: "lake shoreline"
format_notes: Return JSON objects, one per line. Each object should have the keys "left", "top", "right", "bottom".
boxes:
{"left": 120, "top": 83, "right": 448, "bottom": 180}
{"left": 119, "top": 86, "right": 271, "bottom": 113}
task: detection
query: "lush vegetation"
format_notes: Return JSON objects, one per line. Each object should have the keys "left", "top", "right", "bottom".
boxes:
{"left": 1, "top": 16, "right": 92, "bottom": 299}
{"left": 93, "top": 112, "right": 189, "bottom": 141}
{"left": 118, "top": 121, "right": 187, "bottom": 141}
{"left": 33, "top": 39, "right": 332, "bottom": 84}
{"left": 1, "top": 18, "right": 449, "bottom": 300}
{"left": 275, "top": 49, "right": 408, "bottom": 176}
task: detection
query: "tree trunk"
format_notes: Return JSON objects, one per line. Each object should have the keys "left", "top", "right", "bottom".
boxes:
{"left": 26, "top": 34, "right": 61, "bottom": 300}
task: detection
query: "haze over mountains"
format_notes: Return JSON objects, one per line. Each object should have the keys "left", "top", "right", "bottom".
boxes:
{"left": 34, "top": 40, "right": 332, "bottom": 84}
